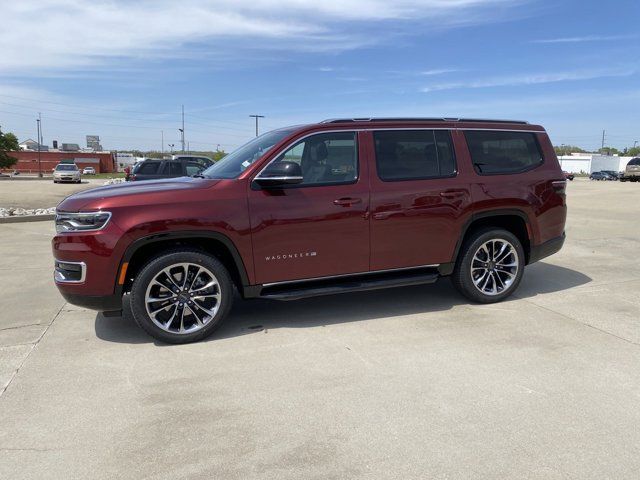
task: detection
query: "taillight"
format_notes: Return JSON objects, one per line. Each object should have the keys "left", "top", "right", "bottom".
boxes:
{"left": 552, "top": 180, "right": 566, "bottom": 195}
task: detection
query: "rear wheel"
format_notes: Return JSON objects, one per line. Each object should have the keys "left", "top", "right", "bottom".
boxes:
{"left": 452, "top": 228, "right": 525, "bottom": 303}
{"left": 130, "top": 249, "right": 233, "bottom": 344}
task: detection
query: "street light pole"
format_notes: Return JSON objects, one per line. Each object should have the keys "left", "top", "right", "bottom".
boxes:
{"left": 249, "top": 115, "right": 265, "bottom": 137}
{"left": 180, "top": 104, "right": 185, "bottom": 152}
{"left": 168, "top": 143, "right": 175, "bottom": 154}
{"left": 36, "top": 116, "right": 42, "bottom": 178}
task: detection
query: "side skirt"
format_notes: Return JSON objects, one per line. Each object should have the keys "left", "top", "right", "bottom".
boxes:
{"left": 245, "top": 266, "right": 440, "bottom": 301}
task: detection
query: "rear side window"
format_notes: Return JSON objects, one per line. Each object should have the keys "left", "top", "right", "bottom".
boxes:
{"left": 136, "top": 162, "right": 160, "bottom": 174}
{"left": 165, "top": 161, "right": 183, "bottom": 176}
{"left": 374, "top": 130, "right": 456, "bottom": 181}
{"left": 465, "top": 131, "right": 543, "bottom": 175}
{"left": 627, "top": 158, "right": 640, "bottom": 166}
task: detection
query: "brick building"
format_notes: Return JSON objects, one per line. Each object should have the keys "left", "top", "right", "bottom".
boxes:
{"left": 2, "top": 150, "right": 116, "bottom": 174}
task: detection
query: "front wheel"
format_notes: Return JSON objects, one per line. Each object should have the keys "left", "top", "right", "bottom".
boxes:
{"left": 130, "top": 249, "right": 234, "bottom": 344}
{"left": 452, "top": 228, "right": 525, "bottom": 303}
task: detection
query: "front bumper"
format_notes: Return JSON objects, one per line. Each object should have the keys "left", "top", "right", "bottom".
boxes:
{"left": 59, "top": 291, "right": 123, "bottom": 311}
{"left": 528, "top": 233, "right": 565, "bottom": 264}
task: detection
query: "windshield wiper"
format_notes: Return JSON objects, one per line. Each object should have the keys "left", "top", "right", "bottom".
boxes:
{"left": 192, "top": 174, "right": 206, "bottom": 178}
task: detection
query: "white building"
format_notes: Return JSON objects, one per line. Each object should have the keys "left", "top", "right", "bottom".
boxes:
{"left": 115, "top": 153, "right": 136, "bottom": 172}
{"left": 558, "top": 153, "right": 635, "bottom": 174}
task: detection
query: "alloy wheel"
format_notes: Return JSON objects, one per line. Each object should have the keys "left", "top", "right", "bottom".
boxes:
{"left": 144, "top": 262, "right": 221, "bottom": 334}
{"left": 470, "top": 239, "right": 519, "bottom": 296}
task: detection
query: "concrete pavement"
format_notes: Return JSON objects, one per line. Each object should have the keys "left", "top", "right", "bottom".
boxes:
{"left": 1, "top": 178, "right": 639, "bottom": 479}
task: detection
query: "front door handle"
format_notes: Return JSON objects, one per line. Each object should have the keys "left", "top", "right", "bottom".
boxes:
{"left": 333, "top": 197, "right": 362, "bottom": 206}
{"left": 439, "top": 189, "right": 466, "bottom": 199}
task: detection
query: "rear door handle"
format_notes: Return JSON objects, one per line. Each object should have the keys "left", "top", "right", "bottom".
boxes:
{"left": 439, "top": 189, "right": 466, "bottom": 199}
{"left": 333, "top": 197, "right": 362, "bottom": 206}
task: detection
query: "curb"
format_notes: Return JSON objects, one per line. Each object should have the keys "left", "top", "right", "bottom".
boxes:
{"left": 0, "top": 214, "right": 55, "bottom": 224}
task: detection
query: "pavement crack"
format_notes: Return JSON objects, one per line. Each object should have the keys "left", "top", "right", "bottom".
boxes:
{"left": 0, "top": 303, "right": 66, "bottom": 399}
{"left": 0, "top": 323, "right": 42, "bottom": 332}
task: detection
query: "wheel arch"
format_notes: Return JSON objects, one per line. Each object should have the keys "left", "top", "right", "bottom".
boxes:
{"left": 452, "top": 210, "right": 532, "bottom": 267}
{"left": 118, "top": 231, "right": 250, "bottom": 296}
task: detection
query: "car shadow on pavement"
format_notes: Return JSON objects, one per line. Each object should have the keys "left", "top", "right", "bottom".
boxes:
{"left": 94, "top": 261, "right": 591, "bottom": 345}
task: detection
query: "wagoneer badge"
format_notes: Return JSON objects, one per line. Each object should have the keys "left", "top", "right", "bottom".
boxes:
{"left": 265, "top": 252, "right": 317, "bottom": 261}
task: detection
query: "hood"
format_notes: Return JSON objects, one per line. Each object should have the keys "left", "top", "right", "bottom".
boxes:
{"left": 57, "top": 177, "right": 219, "bottom": 212}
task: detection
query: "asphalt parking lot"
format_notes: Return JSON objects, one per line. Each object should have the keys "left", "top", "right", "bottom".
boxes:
{"left": 1, "top": 178, "right": 639, "bottom": 479}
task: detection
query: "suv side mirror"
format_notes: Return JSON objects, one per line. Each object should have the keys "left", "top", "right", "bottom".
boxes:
{"left": 253, "top": 161, "right": 303, "bottom": 188}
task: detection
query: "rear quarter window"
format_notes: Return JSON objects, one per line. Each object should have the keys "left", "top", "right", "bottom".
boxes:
{"left": 627, "top": 158, "right": 640, "bottom": 166}
{"left": 465, "top": 131, "right": 543, "bottom": 175}
{"left": 136, "top": 162, "right": 160, "bottom": 174}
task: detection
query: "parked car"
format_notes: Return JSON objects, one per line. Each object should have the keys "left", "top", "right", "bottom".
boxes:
{"left": 127, "top": 157, "right": 214, "bottom": 181}
{"left": 601, "top": 170, "right": 620, "bottom": 180}
{"left": 53, "top": 118, "right": 566, "bottom": 343}
{"left": 82, "top": 166, "right": 96, "bottom": 175}
{"left": 589, "top": 171, "right": 613, "bottom": 181}
{"left": 562, "top": 171, "right": 574, "bottom": 181}
{"left": 623, "top": 157, "right": 640, "bottom": 182}
{"left": 53, "top": 163, "right": 81, "bottom": 183}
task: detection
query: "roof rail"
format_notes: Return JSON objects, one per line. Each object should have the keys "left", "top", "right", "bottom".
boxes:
{"left": 320, "top": 117, "right": 529, "bottom": 125}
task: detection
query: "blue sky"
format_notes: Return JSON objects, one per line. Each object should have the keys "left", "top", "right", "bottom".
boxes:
{"left": 0, "top": 0, "right": 638, "bottom": 152}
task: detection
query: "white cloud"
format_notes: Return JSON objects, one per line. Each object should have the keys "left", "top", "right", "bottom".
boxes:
{"left": 0, "top": 0, "right": 526, "bottom": 73}
{"left": 421, "top": 68, "right": 635, "bottom": 92}
{"left": 421, "top": 68, "right": 459, "bottom": 76}
{"left": 532, "top": 34, "right": 638, "bottom": 44}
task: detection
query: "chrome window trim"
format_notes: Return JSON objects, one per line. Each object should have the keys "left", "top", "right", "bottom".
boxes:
{"left": 254, "top": 126, "right": 543, "bottom": 180}
{"left": 262, "top": 263, "right": 440, "bottom": 287}
{"left": 54, "top": 260, "right": 87, "bottom": 284}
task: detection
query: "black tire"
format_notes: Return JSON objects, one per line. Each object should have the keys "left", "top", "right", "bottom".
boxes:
{"left": 451, "top": 228, "right": 525, "bottom": 304}
{"left": 130, "top": 249, "right": 234, "bottom": 344}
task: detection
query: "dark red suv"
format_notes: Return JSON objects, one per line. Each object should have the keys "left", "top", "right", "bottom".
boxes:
{"left": 53, "top": 118, "right": 566, "bottom": 343}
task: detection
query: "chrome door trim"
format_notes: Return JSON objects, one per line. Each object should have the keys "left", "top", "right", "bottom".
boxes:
{"left": 262, "top": 263, "right": 440, "bottom": 287}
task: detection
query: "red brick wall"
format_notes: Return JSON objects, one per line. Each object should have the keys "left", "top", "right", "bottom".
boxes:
{"left": 1, "top": 151, "right": 115, "bottom": 174}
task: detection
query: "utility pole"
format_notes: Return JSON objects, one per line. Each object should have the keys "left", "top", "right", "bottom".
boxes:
{"left": 161, "top": 130, "right": 164, "bottom": 155}
{"left": 38, "top": 112, "right": 43, "bottom": 147}
{"left": 179, "top": 104, "right": 185, "bottom": 153}
{"left": 36, "top": 115, "right": 42, "bottom": 178}
{"left": 249, "top": 114, "right": 265, "bottom": 137}
{"left": 601, "top": 130, "right": 606, "bottom": 150}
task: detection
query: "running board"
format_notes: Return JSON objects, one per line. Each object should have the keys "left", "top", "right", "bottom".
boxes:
{"left": 259, "top": 269, "right": 439, "bottom": 301}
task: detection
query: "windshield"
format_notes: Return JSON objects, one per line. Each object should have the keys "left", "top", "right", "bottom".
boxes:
{"left": 202, "top": 128, "right": 297, "bottom": 179}
{"left": 55, "top": 164, "right": 77, "bottom": 171}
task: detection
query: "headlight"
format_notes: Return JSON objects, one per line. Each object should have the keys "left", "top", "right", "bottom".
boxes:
{"left": 55, "top": 211, "right": 112, "bottom": 233}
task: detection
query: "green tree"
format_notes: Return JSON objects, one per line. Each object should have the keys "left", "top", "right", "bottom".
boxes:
{"left": 626, "top": 146, "right": 640, "bottom": 157}
{"left": 554, "top": 145, "right": 586, "bottom": 156}
{"left": 0, "top": 126, "right": 20, "bottom": 169}
{"left": 597, "top": 147, "right": 620, "bottom": 156}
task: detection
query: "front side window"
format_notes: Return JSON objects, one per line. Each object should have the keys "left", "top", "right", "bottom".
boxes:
{"left": 374, "top": 130, "right": 456, "bottom": 181}
{"left": 202, "top": 128, "right": 297, "bottom": 179}
{"left": 465, "top": 131, "right": 543, "bottom": 175}
{"left": 185, "top": 162, "right": 204, "bottom": 176}
{"left": 269, "top": 131, "right": 358, "bottom": 186}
